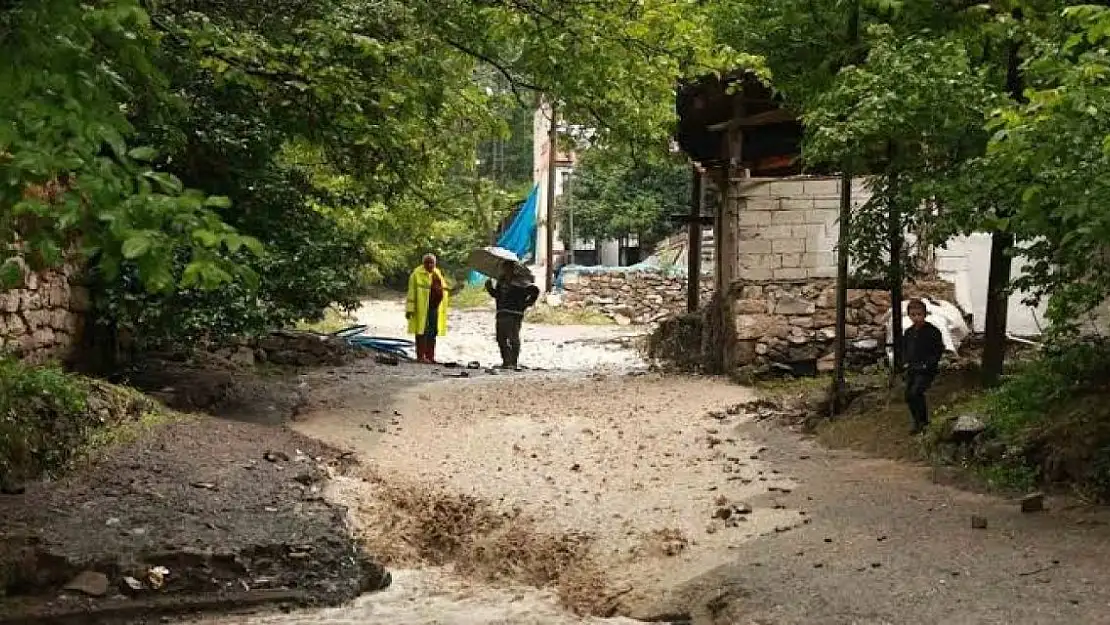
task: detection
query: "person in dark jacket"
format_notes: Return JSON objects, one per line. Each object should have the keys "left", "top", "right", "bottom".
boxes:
{"left": 485, "top": 261, "right": 540, "bottom": 369}
{"left": 903, "top": 298, "right": 946, "bottom": 435}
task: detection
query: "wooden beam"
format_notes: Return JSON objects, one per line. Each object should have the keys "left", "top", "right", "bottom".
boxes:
{"left": 687, "top": 166, "right": 703, "bottom": 313}
{"left": 706, "top": 109, "right": 796, "bottom": 132}
{"left": 668, "top": 214, "right": 714, "bottom": 225}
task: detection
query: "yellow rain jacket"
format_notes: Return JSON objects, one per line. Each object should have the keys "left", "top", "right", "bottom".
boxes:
{"left": 406, "top": 266, "right": 450, "bottom": 336}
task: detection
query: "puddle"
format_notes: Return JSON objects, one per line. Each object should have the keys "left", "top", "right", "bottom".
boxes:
{"left": 191, "top": 568, "right": 645, "bottom": 625}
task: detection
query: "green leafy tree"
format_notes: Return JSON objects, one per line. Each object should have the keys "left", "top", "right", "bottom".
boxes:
{"left": 560, "top": 151, "right": 691, "bottom": 250}
{"left": 0, "top": 0, "right": 257, "bottom": 294}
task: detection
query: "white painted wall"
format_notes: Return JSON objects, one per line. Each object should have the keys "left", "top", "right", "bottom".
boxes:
{"left": 934, "top": 235, "right": 1046, "bottom": 336}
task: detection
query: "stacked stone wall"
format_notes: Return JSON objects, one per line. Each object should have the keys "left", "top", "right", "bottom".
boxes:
{"left": 0, "top": 262, "right": 88, "bottom": 364}
{"left": 558, "top": 268, "right": 713, "bottom": 324}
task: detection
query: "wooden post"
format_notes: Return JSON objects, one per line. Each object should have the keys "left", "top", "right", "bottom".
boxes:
{"left": 832, "top": 171, "right": 852, "bottom": 416}
{"left": 716, "top": 127, "right": 743, "bottom": 372}
{"left": 687, "top": 165, "right": 703, "bottom": 313}
{"left": 544, "top": 100, "right": 558, "bottom": 292}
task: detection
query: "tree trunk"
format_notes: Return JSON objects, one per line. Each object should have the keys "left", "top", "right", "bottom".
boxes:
{"left": 888, "top": 146, "right": 904, "bottom": 381}
{"left": 982, "top": 19, "right": 1024, "bottom": 387}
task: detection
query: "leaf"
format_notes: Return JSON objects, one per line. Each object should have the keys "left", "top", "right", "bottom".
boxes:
{"left": 128, "top": 146, "right": 158, "bottom": 162}
{"left": 121, "top": 234, "right": 153, "bottom": 260}
{"left": 241, "top": 235, "right": 264, "bottom": 256}
{"left": 143, "top": 171, "right": 184, "bottom": 194}
{"left": 192, "top": 229, "right": 223, "bottom": 247}
{"left": 204, "top": 195, "right": 232, "bottom": 209}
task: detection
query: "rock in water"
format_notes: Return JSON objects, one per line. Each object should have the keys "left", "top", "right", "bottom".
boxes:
{"left": 64, "top": 571, "right": 110, "bottom": 597}
{"left": 1021, "top": 492, "right": 1046, "bottom": 513}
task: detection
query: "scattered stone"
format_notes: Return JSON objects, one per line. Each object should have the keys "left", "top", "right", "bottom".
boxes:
{"left": 147, "top": 566, "right": 169, "bottom": 590}
{"left": 950, "top": 414, "right": 987, "bottom": 441}
{"left": 190, "top": 481, "right": 218, "bottom": 491}
{"left": 264, "top": 451, "right": 291, "bottom": 462}
{"left": 293, "top": 472, "right": 318, "bottom": 486}
{"left": 570, "top": 463, "right": 582, "bottom": 472}
{"left": 1021, "top": 492, "right": 1046, "bottom": 513}
{"left": 64, "top": 571, "right": 110, "bottom": 597}
{"left": 121, "top": 576, "right": 144, "bottom": 593}
{"left": 971, "top": 515, "right": 988, "bottom": 530}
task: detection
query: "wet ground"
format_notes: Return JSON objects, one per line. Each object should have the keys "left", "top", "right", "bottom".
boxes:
{"left": 14, "top": 298, "right": 1110, "bottom": 624}
{"left": 185, "top": 299, "right": 1110, "bottom": 625}
{"left": 353, "top": 298, "right": 646, "bottom": 372}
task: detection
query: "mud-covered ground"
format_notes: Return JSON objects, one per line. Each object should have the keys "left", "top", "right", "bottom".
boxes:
{"left": 12, "top": 298, "right": 1110, "bottom": 625}
{"left": 0, "top": 415, "right": 389, "bottom": 624}
{"left": 194, "top": 299, "right": 1110, "bottom": 625}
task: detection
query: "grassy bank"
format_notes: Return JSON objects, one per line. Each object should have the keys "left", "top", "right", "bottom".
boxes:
{"left": 759, "top": 341, "right": 1110, "bottom": 501}
{"left": 0, "top": 358, "right": 168, "bottom": 486}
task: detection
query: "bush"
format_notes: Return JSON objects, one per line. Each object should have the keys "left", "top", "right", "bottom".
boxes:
{"left": 985, "top": 340, "right": 1110, "bottom": 441}
{"left": 953, "top": 340, "right": 1110, "bottom": 498}
{"left": 0, "top": 358, "right": 89, "bottom": 482}
{"left": 0, "top": 358, "right": 162, "bottom": 485}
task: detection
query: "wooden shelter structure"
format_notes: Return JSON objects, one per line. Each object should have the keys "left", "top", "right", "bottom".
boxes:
{"left": 673, "top": 71, "right": 808, "bottom": 372}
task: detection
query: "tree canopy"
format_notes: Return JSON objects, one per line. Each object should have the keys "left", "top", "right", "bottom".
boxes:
{"left": 0, "top": 0, "right": 731, "bottom": 347}
{"left": 560, "top": 151, "right": 690, "bottom": 249}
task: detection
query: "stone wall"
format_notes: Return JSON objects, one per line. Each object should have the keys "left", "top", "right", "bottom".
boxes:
{"left": 558, "top": 268, "right": 714, "bottom": 324}
{"left": 733, "top": 278, "right": 957, "bottom": 371}
{"left": 0, "top": 262, "right": 89, "bottom": 364}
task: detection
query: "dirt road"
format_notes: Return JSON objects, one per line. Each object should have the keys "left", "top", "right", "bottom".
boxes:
{"left": 194, "top": 302, "right": 1110, "bottom": 625}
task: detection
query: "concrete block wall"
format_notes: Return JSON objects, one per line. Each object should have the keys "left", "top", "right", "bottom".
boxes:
{"left": 732, "top": 177, "right": 871, "bottom": 281}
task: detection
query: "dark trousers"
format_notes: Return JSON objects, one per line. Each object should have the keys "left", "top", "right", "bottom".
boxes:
{"left": 495, "top": 312, "right": 523, "bottom": 367}
{"left": 905, "top": 369, "right": 936, "bottom": 430}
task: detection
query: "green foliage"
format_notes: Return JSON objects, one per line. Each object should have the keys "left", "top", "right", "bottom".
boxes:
{"left": 420, "top": 0, "right": 747, "bottom": 146}
{"left": 561, "top": 150, "right": 690, "bottom": 249}
{"left": 0, "top": 358, "right": 88, "bottom": 481}
{"left": 0, "top": 0, "right": 258, "bottom": 294}
{"left": 986, "top": 341, "right": 1110, "bottom": 441}
{"left": 953, "top": 5, "right": 1110, "bottom": 330}
{"left": 0, "top": 357, "right": 166, "bottom": 483}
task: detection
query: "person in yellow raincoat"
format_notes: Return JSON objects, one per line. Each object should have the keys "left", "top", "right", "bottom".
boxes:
{"left": 406, "top": 253, "right": 449, "bottom": 363}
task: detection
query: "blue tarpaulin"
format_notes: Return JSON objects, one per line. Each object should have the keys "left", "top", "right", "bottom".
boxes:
{"left": 468, "top": 185, "right": 538, "bottom": 285}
